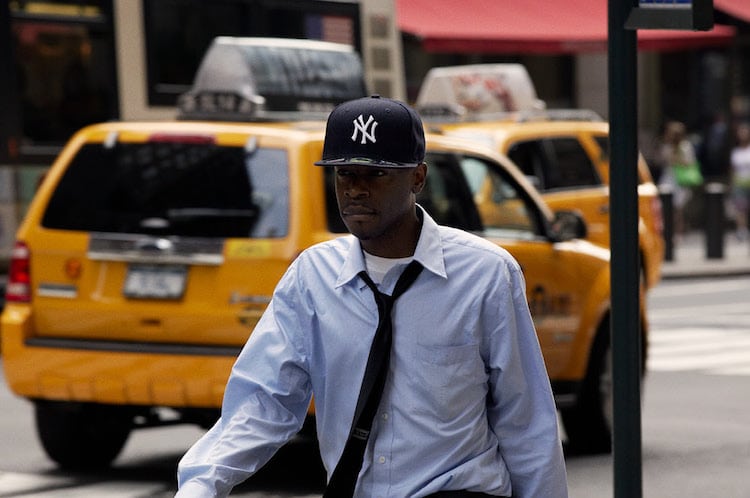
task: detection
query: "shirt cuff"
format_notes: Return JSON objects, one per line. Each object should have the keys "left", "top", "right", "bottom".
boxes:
{"left": 174, "top": 480, "right": 220, "bottom": 498}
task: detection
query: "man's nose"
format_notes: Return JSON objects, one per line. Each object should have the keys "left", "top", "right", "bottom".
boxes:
{"left": 344, "top": 177, "right": 370, "bottom": 198}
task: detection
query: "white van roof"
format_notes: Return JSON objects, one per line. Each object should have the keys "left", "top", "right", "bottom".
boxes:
{"left": 415, "top": 63, "right": 545, "bottom": 120}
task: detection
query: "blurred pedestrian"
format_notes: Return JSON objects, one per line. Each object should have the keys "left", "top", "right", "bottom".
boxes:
{"left": 658, "top": 120, "right": 703, "bottom": 236}
{"left": 176, "top": 96, "right": 568, "bottom": 497}
{"left": 698, "top": 111, "right": 730, "bottom": 180}
{"left": 730, "top": 123, "right": 750, "bottom": 241}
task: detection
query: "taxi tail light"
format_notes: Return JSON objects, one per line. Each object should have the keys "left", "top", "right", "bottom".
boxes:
{"left": 6, "top": 241, "right": 31, "bottom": 303}
{"left": 651, "top": 196, "right": 664, "bottom": 236}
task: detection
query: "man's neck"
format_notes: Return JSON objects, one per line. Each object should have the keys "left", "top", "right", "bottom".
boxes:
{"left": 360, "top": 210, "right": 423, "bottom": 258}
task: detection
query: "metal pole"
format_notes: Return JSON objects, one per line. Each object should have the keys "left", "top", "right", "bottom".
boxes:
{"left": 704, "top": 182, "right": 726, "bottom": 259}
{"left": 660, "top": 188, "right": 674, "bottom": 261}
{"left": 608, "top": 0, "right": 643, "bottom": 497}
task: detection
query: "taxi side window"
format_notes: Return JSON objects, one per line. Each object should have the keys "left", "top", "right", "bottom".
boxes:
{"left": 593, "top": 135, "right": 610, "bottom": 162}
{"left": 324, "top": 167, "right": 348, "bottom": 233}
{"left": 457, "top": 156, "right": 539, "bottom": 239}
{"left": 507, "top": 137, "right": 601, "bottom": 191}
{"left": 419, "top": 153, "right": 482, "bottom": 231}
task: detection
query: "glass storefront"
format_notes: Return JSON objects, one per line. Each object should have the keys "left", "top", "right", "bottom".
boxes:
{"left": 8, "top": 1, "right": 117, "bottom": 156}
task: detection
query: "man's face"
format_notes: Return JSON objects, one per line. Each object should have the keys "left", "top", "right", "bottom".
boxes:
{"left": 334, "top": 164, "right": 426, "bottom": 252}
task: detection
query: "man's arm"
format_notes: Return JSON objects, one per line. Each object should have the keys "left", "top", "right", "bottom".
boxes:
{"left": 485, "top": 262, "right": 568, "bottom": 498}
{"left": 176, "top": 267, "right": 313, "bottom": 497}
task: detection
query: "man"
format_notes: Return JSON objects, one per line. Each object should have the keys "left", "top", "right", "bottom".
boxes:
{"left": 176, "top": 96, "right": 568, "bottom": 497}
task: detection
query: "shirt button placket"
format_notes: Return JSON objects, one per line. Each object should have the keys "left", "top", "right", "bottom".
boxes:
{"left": 370, "top": 409, "right": 392, "bottom": 498}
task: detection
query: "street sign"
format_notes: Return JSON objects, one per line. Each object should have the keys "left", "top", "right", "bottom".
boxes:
{"left": 626, "top": 0, "right": 713, "bottom": 30}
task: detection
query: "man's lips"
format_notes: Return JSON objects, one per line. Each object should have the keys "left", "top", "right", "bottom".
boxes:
{"left": 341, "top": 205, "right": 377, "bottom": 217}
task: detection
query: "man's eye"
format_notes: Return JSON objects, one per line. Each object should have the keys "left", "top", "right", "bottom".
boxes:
{"left": 335, "top": 169, "right": 386, "bottom": 178}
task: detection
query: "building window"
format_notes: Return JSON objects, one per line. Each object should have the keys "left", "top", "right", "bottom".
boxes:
{"left": 143, "top": 0, "right": 359, "bottom": 107}
{"left": 9, "top": 0, "right": 116, "bottom": 154}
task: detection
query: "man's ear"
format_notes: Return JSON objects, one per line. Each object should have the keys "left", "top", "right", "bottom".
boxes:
{"left": 412, "top": 163, "right": 427, "bottom": 194}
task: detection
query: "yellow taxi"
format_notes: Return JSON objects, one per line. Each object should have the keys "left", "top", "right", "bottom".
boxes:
{"left": 1, "top": 41, "right": 642, "bottom": 469}
{"left": 417, "top": 64, "right": 665, "bottom": 290}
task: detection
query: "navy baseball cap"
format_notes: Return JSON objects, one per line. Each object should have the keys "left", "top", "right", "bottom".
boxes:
{"left": 315, "top": 95, "right": 425, "bottom": 168}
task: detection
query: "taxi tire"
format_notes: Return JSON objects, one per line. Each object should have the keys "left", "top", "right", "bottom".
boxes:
{"left": 561, "top": 320, "right": 612, "bottom": 455}
{"left": 35, "top": 400, "right": 133, "bottom": 470}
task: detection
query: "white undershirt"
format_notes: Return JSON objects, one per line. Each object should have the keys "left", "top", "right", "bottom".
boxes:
{"left": 363, "top": 251, "right": 413, "bottom": 285}
{"left": 731, "top": 144, "right": 750, "bottom": 185}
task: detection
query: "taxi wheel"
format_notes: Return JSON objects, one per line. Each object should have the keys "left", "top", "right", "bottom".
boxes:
{"left": 561, "top": 321, "right": 613, "bottom": 455}
{"left": 35, "top": 400, "right": 133, "bottom": 470}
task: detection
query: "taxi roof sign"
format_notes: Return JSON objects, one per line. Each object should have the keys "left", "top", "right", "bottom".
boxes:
{"left": 415, "top": 64, "right": 546, "bottom": 121}
{"left": 177, "top": 37, "right": 367, "bottom": 122}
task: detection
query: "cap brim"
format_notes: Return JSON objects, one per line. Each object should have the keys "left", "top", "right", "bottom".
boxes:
{"left": 314, "top": 157, "right": 419, "bottom": 168}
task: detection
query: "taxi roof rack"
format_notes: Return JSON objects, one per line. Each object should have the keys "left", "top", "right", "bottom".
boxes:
{"left": 177, "top": 37, "right": 368, "bottom": 122}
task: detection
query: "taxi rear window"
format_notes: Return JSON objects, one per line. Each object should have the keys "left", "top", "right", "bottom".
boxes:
{"left": 507, "top": 137, "right": 602, "bottom": 191}
{"left": 42, "top": 141, "right": 289, "bottom": 238}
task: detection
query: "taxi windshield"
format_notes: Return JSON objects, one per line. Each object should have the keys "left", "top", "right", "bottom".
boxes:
{"left": 41, "top": 141, "right": 289, "bottom": 238}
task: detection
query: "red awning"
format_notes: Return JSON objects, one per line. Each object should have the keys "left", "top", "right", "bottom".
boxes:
{"left": 396, "top": 0, "right": 736, "bottom": 54}
{"left": 715, "top": 0, "right": 750, "bottom": 23}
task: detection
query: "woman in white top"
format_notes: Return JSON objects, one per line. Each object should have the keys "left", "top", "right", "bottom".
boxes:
{"left": 730, "top": 123, "right": 750, "bottom": 240}
{"left": 658, "top": 121, "right": 699, "bottom": 236}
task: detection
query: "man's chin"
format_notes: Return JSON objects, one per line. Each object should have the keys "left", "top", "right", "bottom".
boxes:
{"left": 344, "top": 227, "right": 370, "bottom": 240}
{"left": 342, "top": 222, "right": 375, "bottom": 241}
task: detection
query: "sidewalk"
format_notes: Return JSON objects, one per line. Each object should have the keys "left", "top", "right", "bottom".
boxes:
{"left": 660, "top": 230, "right": 750, "bottom": 280}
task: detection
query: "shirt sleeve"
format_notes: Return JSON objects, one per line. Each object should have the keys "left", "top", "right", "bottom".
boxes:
{"left": 176, "top": 262, "right": 313, "bottom": 497}
{"left": 484, "top": 259, "right": 568, "bottom": 498}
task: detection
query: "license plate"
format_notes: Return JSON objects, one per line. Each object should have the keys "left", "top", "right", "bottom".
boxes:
{"left": 124, "top": 265, "right": 187, "bottom": 300}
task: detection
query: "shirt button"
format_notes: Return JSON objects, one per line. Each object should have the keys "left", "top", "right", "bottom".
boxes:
{"left": 378, "top": 456, "right": 386, "bottom": 464}
{"left": 382, "top": 413, "right": 389, "bottom": 421}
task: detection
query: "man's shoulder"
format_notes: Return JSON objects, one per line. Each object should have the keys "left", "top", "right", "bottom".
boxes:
{"left": 438, "top": 225, "right": 516, "bottom": 263}
{"left": 297, "top": 234, "right": 356, "bottom": 265}
{"left": 277, "top": 235, "right": 356, "bottom": 291}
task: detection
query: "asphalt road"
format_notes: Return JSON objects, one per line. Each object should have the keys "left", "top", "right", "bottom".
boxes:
{"left": 1, "top": 275, "right": 750, "bottom": 497}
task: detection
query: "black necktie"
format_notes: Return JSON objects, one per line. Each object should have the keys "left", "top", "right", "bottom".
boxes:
{"left": 324, "top": 260, "right": 423, "bottom": 498}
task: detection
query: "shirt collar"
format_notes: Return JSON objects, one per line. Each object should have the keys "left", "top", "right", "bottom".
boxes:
{"left": 335, "top": 205, "right": 447, "bottom": 289}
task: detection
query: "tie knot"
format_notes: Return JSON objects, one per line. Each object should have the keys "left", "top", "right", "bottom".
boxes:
{"left": 358, "top": 260, "right": 423, "bottom": 303}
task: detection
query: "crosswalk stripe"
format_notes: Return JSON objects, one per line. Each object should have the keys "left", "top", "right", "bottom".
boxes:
{"left": 25, "top": 484, "right": 167, "bottom": 497}
{"left": 648, "top": 328, "right": 747, "bottom": 343}
{"left": 647, "top": 302, "right": 750, "bottom": 322}
{"left": 712, "top": 364, "right": 750, "bottom": 376}
{"left": 649, "top": 349, "right": 750, "bottom": 371}
{"left": 650, "top": 333, "right": 750, "bottom": 356}
{"left": 648, "top": 279, "right": 750, "bottom": 298}
{"left": 647, "top": 327, "right": 750, "bottom": 374}
{"left": 0, "top": 471, "right": 324, "bottom": 498}
{"left": 0, "top": 472, "right": 72, "bottom": 496}
{"left": 0, "top": 472, "right": 166, "bottom": 497}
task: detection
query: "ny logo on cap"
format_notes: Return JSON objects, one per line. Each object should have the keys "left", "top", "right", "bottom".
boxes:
{"left": 351, "top": 114, "right": 378, "bottom": 145}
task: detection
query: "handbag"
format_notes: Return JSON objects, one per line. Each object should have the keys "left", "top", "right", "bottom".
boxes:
{"left": 674, "top": 161, "right": 703, "bottom": 187}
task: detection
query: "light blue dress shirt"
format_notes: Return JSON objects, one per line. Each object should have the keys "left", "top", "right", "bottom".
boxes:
{"left": 176, "top": 208, "right": 568, "bottom": 497}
